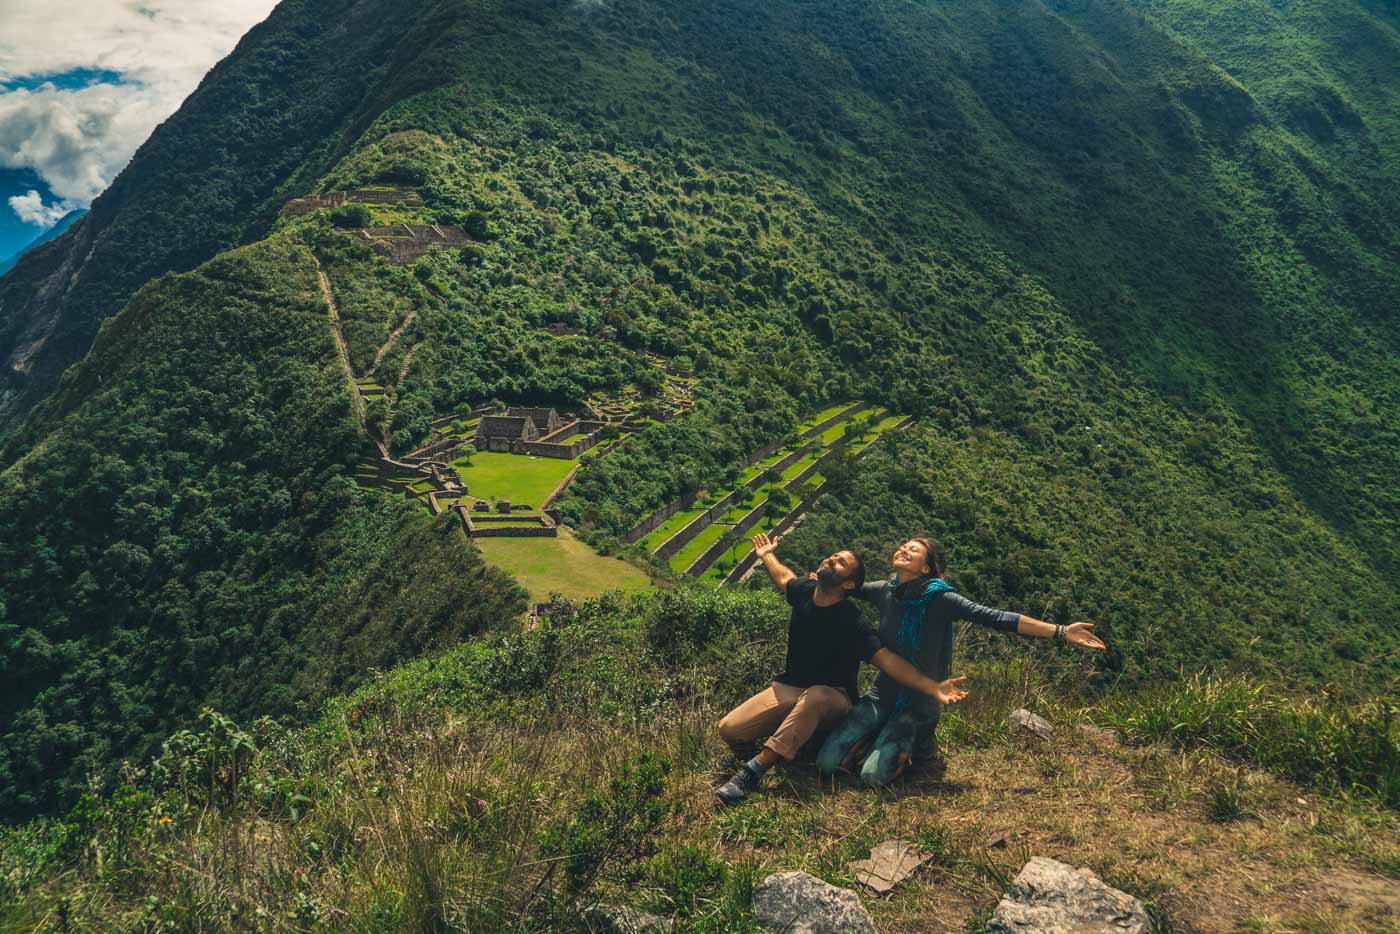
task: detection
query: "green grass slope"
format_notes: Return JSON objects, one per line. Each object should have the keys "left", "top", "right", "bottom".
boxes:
{"left": 1, "top": 588, "right": 1394, "bottom": 931}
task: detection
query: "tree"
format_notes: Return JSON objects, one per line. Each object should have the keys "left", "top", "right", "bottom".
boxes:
{"left": 763, "top": 488, "right": 792, "bottom": 528}
{"left": 329, "top": 204, "right": 373, "bottom": 229}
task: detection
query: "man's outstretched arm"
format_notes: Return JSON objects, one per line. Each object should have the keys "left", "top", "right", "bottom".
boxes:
{"left": 870, "top": 648, "right": 970, "bottom": 705}
{"left": 752, "top": 532, "right": 796, "bottom": 592}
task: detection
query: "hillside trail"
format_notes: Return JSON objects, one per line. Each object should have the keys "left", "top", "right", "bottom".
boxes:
{"left": 316, "top": 263, "right": 367, "bottom": 436}
{"left": 396, "top": 343, "right": 418, "bottom": 387}
{"left": 370, "top": 307, "right": 417, "bottom": 376}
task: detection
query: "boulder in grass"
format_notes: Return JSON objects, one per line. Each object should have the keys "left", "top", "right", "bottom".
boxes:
{"left": 1008, "top": 708, "right": 1054, "bottom": 739}
{"left": 988, "top": 857, "right": 1150, "bottom": 933}
{"left": 753, "top": 871, "right": 876, "bottom": 934}
{"left": 582, "top": 904, "right": 672, "bottom": 933}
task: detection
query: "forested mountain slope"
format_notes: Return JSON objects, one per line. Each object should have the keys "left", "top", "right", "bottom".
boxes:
{"left": 1, "top": 0, "right": 1397, "bottom": 821}
{"left": 0, "top": 0, "right": 450, "bottom": 430}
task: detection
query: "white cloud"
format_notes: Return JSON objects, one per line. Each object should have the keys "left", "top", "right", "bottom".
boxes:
{"left": 0, "top": 0, "right": 279, "bottom": 218}
{"left": 9, "top": 189, "right": 71, "bottom": 227}
{"left": 0, "top": 81, "right": 168, "bottom": 205}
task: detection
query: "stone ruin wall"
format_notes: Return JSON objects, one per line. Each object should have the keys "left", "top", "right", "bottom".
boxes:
{"left": 470, "top": 524, "right": 558, "bottom": 538}
{"left": 360, "top": 225, "right": 470, "bottom": 264}
{"left": 457, "top": 508, "right": 559, "bottom": 538}
{"left": 506, "top": 406, "right": 564, "bottom": 432}
{"left": 409, "top": 434, "right": 473, "bottom": 461}
{"left": 515, "top": 419, "right": 609, "bottom": 459}
{"left": 281, "top": 189, "right": 425, "bottom": 216}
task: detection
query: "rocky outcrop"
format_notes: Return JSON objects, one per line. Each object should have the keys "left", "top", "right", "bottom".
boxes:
{"left": 752, "top": 871, "right": 876, "bottom": 934}
{"left": 988, "top": 857, "right": 1150, "bottom": 933}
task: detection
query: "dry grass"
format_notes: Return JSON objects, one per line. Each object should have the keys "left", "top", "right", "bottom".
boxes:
{"left": 6, "top": 671, "right": 1396, "bottom": 932}
{"left": 679, "top": 718, "right": 1400, "bottom": 933}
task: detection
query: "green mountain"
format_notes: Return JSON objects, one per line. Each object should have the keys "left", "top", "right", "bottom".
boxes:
{"left": 1, "top": 0, "right": 1397, "bottom": 827}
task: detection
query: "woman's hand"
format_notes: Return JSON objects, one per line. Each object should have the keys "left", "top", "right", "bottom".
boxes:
{"left": 931, "top": 676, "right": 969, "bottom": 706}
{"left": 1066, "top": 622, "right": 1106, "bottom": 651}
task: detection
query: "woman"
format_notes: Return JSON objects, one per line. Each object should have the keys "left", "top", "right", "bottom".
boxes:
{"left": 816, "top": 536, "right": 1106, "bottom": 786}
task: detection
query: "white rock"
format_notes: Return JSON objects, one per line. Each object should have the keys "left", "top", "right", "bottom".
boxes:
{"left": 583, "top": 904, "right": 673, "bottom": 933}
{"left": 752, "top": 870, "right": 876, "bottom": 934}
{"left": 1008, "top": 708, "right": 1055, "bottom": 739}
{"left": 987, "top": 857, "right": 1150, "bottom": 933}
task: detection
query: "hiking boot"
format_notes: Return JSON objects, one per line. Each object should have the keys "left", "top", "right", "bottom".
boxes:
{"left": 715, "top": 764, "right": 761, "bottom": 805}
{"left": 925, "top": 752, "right": 949, "bottom": 782}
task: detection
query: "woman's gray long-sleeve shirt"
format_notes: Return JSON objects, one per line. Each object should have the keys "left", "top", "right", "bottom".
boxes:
{"left": 854, "top": 578, "right": 1020, "bottom": 724}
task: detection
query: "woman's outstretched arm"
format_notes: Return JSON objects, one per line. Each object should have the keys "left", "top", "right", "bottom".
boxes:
{"left": 1014, "top": 615, "right": 1106, "bottom": 650}
{"left": 949, "top": 593, "right": 1107, "bottom": 650}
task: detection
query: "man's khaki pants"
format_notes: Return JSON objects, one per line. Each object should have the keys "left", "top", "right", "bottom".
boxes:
{"left": 717, "top": 681, "right": 853, "bottom": 760}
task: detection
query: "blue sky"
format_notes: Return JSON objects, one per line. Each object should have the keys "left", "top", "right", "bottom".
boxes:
{"left": 0, "top": 168, "right": 60, "bottom": 259}
{"left": 0, "top": 68, "right": 123, "bottom": 93}
{"left": 0, "top": 1, "right": 278, "bottom": 263}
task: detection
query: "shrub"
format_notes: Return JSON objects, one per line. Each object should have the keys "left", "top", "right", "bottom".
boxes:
{"left": 646, "top": 843, "right": 728, "bottom": 919}
{"left": 538, "top": 752, "right": 672, "bottom": 897}
{"left": 1101, "top": 674, "right": 1400, "bottom": 807}
{"left": 329, "top": 204, "right": 374, "bottom": 228}
{"left": 479, "top": 627, "right": 560, "bottom": 695}
{"left": 151, "top": 708, "right": 258, "bottom": 812}
{"left": 463, "top": 210, "right": 492, "bottom": 239}
{"left": 642, "top": 587, "right": 783, "bottom": 666}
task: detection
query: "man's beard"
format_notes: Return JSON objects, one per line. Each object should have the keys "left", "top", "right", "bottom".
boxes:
{"left": 815, "top": 565, "right": 840, "bottom": 587}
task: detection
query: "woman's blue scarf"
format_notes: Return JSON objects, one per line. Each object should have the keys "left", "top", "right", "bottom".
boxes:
{"left": 892, "top": 575, "right": 955, "bottom": 714}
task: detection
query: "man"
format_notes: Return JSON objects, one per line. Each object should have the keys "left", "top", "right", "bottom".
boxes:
{"left": 715, "top": 532, "right": 969, "bottom": 805}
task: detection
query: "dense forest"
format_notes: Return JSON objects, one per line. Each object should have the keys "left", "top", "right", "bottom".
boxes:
{"left": 0, "top": 0, "right": 1397, "bottom": 831}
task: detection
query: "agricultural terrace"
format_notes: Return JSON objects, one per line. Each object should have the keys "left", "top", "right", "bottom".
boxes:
{"left": 701, "top": 411, "right": 910, "bottom": 581}
{"left": 475, "top": 528, "right": 651, "bottom": 603}
{"left": 424, "top": 415, "right": 482, "bottom": 444}
{"left": 641, "top": 404, "right": 910, "bottom": 580}
{"left": 638, "top": 403, "right": 864, "bottom": 552}
{"left": 449, "top": 452, "right": 575, "bottom": 508}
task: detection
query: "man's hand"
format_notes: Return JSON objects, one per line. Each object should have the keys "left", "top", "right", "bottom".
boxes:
{"left": 752, "top": 532, "right": 781, "bottom": 559}
{"left": 871, "top": 648, "right": 970, "bottom": 705}
{"left": 1065, "top": 622, "right": 1106, "bottom": 651}
{"left": 929, "top": 676, "right": 969, "bottom": 706}
{"left": 752, "top": 532, "right": 796, "bottom": 590}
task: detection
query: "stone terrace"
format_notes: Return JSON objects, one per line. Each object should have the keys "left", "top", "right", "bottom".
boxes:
{"left": 281, "top": 188, "right": 425, "bottom": 216}
{"left": 354, "top": 224, "right": 471, "bottom": 264}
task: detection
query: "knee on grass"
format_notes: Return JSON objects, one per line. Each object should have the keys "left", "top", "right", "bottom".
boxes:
{"left": 815, "top": 742, "right": 845, "bottom": 777}
{"left": 858, "top": 748, "right": 901, "bottom": 788}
